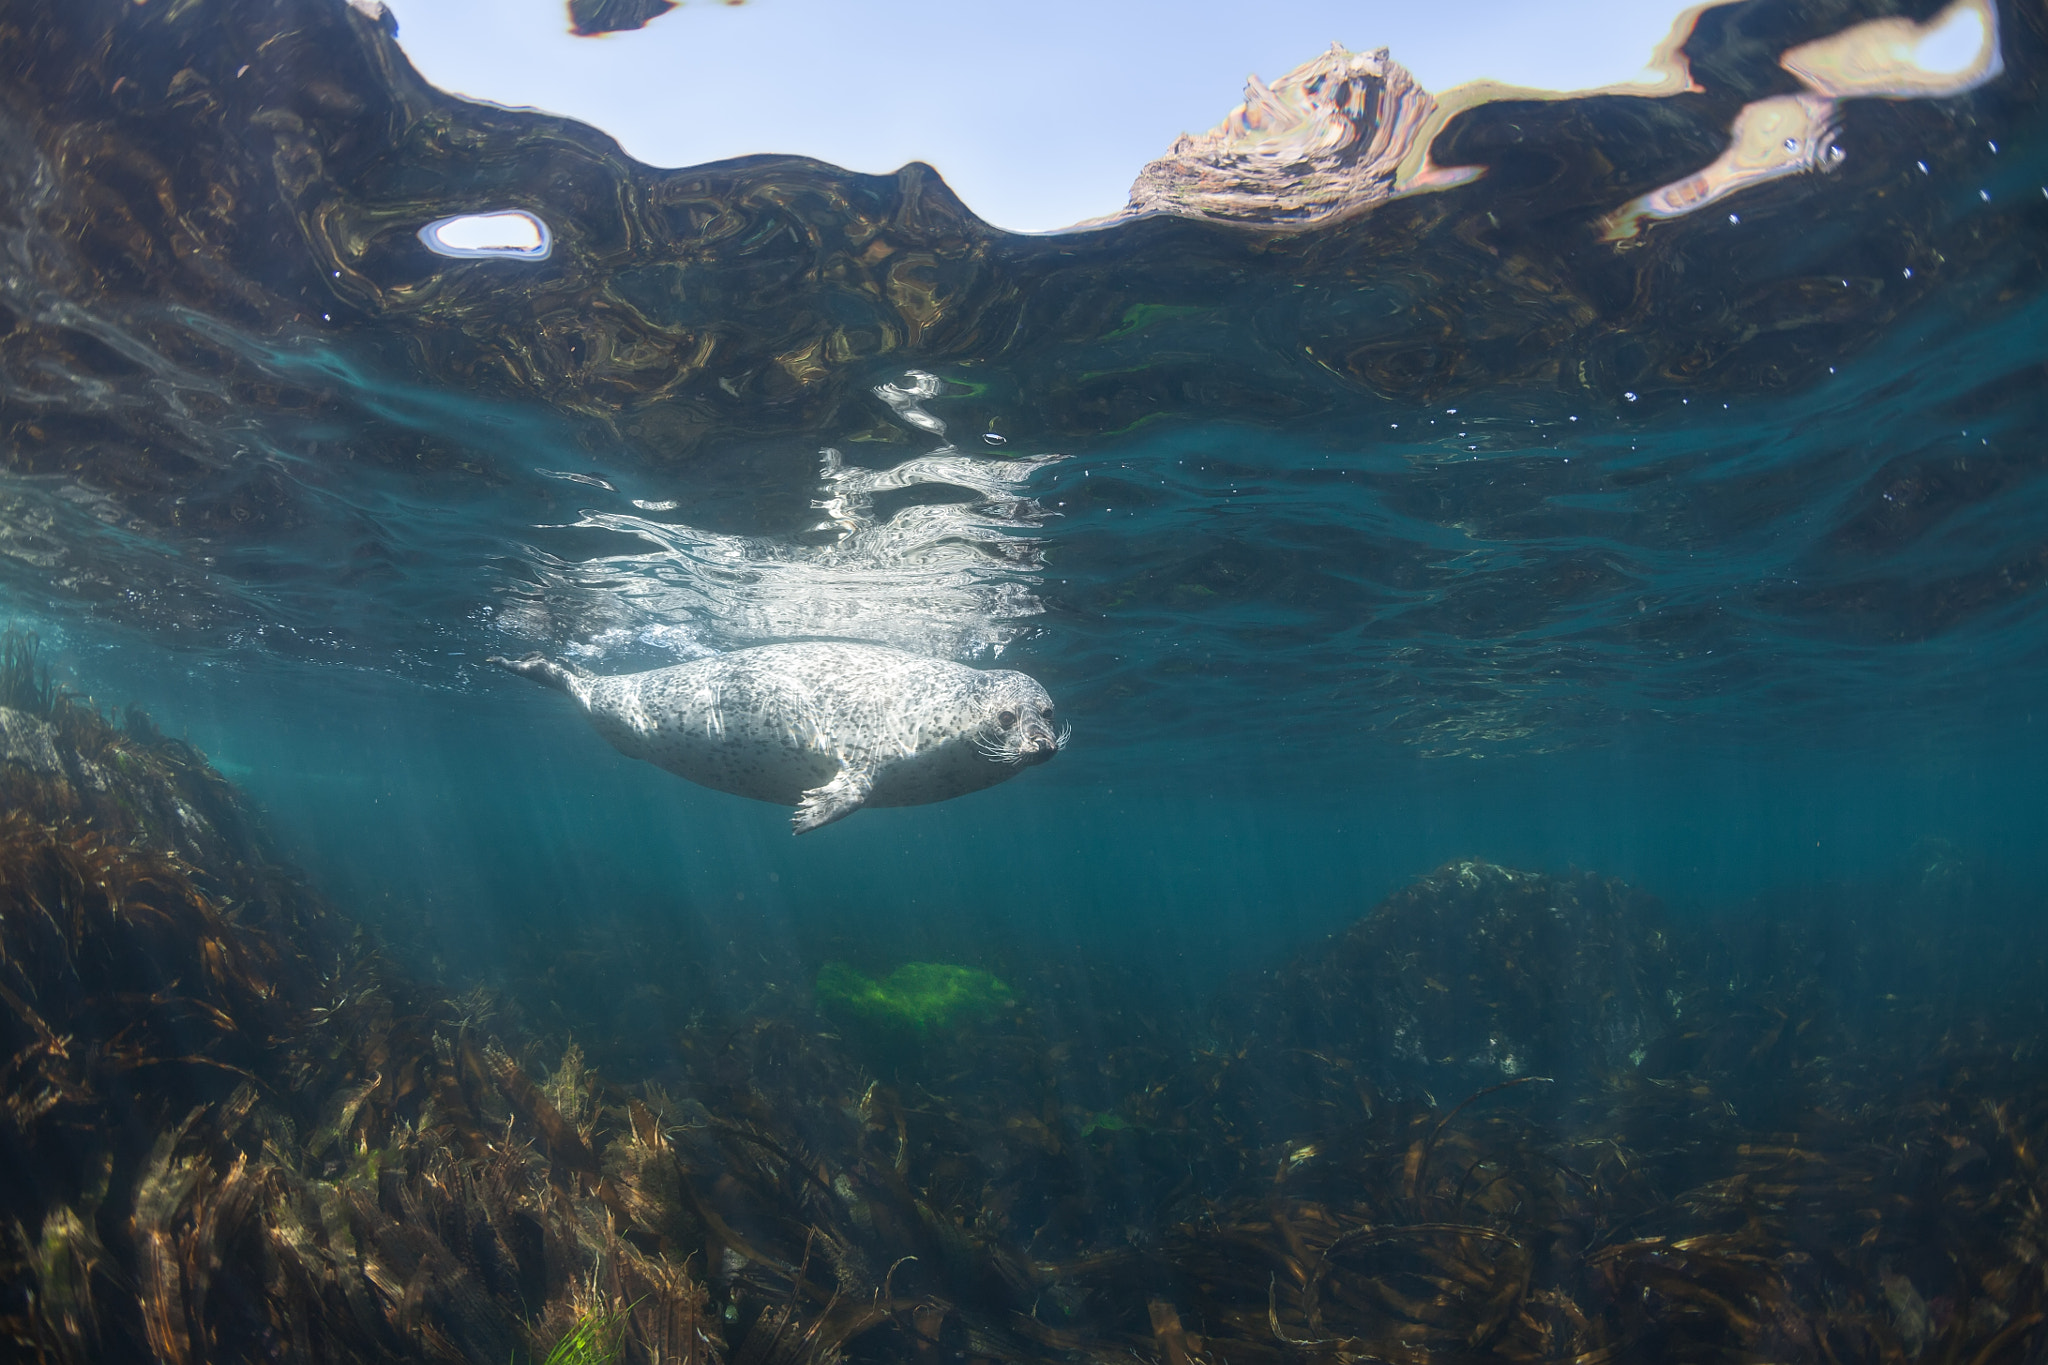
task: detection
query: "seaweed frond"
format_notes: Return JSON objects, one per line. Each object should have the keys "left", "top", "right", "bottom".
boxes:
{"left": 0, "top": 628, "right": 54, "bottom": 716}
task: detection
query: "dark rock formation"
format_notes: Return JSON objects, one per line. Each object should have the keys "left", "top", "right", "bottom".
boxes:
{"left": 1238, "top": 861, "right": 1678, "bottom": 1105}
{"left": 569, "top": 0, "right": 680, "bottom": 37}
{"left": 0, "top": 636, "right": 314, "bottom": 924}
{"left": 1190, "top": 860, "right": 1683, "bottom": 1162}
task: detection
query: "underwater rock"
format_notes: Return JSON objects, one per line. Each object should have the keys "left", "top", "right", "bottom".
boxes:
{"left": 1114, "top": 43, "right": 1438, "bottom": 227}
{"left": 0, "top": 641, "right": 315, "bottom": 922}
{"left": 1207, "top": 861, "right": 1680, "bottom": 1134}
{"left": 0, "top": 707, "right": 62, "bottom": 776}
{"left": 0, "top": 702, "right": 208, "bottom": 837}
{"left": 1356, "top": 861, "right": 1680, "bottom": 1084}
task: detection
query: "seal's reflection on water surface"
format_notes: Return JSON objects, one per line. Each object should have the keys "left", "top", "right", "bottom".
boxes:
{"left": 501, "top": 372, "right": 1067, "bottom": 666}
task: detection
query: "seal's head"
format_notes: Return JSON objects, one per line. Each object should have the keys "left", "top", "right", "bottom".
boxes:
{"left": 975, "top": 670, "right": 1067, "bottom": 768}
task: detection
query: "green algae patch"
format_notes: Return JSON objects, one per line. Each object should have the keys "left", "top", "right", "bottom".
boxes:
{"left": 539, "top": 1301, "right": 632, "bottom": 1365}
{"left": 816, "top": 961, "right": 1016, "bottom": 1034}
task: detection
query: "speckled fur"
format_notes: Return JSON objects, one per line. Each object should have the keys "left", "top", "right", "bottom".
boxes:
{"left": 492, "top": 642, "right": 1062, "bottom": 832}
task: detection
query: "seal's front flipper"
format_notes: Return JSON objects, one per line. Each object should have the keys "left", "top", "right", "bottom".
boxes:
{"left": 793, "top": 765, "right": 874, "bottom": 834}
{"left": 488, "top": 654, "right": 590, "bottom": 696}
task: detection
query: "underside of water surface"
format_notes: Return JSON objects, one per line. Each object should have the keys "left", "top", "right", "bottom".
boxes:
{"left": 2, "top": 0, "right": 2047, "bottom": 1360}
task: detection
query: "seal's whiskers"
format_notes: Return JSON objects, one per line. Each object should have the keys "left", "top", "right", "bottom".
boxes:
{"left": 975, "top": 734, "right": 1025, "bottom": 764}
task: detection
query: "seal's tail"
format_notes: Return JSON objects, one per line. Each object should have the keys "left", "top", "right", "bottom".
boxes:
{"left": 487, "top": 653, "right": 590, "bottom": 698}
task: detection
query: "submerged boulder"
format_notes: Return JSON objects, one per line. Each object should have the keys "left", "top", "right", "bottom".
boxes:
{"left": 1218, "top": 860, "right": 1680, "bottom": 1127}
{"left": 0, "top": 633, "right": 306, "bottom": 922}
{"left": 0, "top": 704, "right": 270, "bottom": 887}
{"left": 1346, "top": 859, "right": 1678, "bottom": 1084}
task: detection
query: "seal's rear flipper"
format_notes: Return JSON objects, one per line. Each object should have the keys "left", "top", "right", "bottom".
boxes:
{"left": 487, "top": 654, "right": 589, "bottom": 696}
{"left": 792, "top": 765, "right": 874, "bottom": 835}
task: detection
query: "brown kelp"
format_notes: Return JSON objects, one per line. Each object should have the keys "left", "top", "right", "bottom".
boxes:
{"left": 435, "top": 866, "right": 2048, "bottom": 1365}
{"left": 2, "top": 641, "right": 2044, "bottom": 1361}
{"left": 0, "top": 632, "right": 719, "bottom": 1364}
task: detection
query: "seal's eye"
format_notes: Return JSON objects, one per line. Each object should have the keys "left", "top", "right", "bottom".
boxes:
{"left": 998, "top": 710, "right": 1017, "bottom": 728}
{"left": 1041, "top": 706, "right": 1053, "bottom": 717}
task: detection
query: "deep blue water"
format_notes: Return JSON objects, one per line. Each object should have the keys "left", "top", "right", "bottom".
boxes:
{"left": 26, "top": 243, "right": 2048, "bottom": 999}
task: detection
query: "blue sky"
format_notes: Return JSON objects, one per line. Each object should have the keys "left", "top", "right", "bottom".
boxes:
{"left": 382, "top": 0, "right": 1703, "bottom": 232}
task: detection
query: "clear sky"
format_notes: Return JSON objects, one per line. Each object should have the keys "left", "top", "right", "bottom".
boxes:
{"left": 381, "top": 0, "right": 1704, "bottom": 233}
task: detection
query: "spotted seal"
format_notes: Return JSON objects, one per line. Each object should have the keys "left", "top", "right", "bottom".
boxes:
{"left": 491, "top": 642, "right": 1066, "bottom": 833}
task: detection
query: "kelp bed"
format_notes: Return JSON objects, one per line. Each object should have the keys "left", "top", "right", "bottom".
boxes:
{"left": 1, "top": 652, "right": 2045, "bottom": 1362}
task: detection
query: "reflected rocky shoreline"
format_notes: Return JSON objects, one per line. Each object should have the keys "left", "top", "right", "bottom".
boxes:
{"left": 2, "top": 0, "right": 2041, "bottom": 584}
{"left": 2, "top": 640, "right": 2042, "bottom": 1363}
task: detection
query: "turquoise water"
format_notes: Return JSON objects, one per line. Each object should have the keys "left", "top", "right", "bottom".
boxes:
{"left": 31, "top": 253, "right": 2048, "bottom": 986}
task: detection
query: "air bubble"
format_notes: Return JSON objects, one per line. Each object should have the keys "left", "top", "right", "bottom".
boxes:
{"left": 981, "top": 432, "right": 1007, "bottom": 447}
{"left": 1728, "top": 213, "right": 1740, "bottom": 224}
{"left": 1624, "top": 392, "right": 1638, "bottom": 402}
